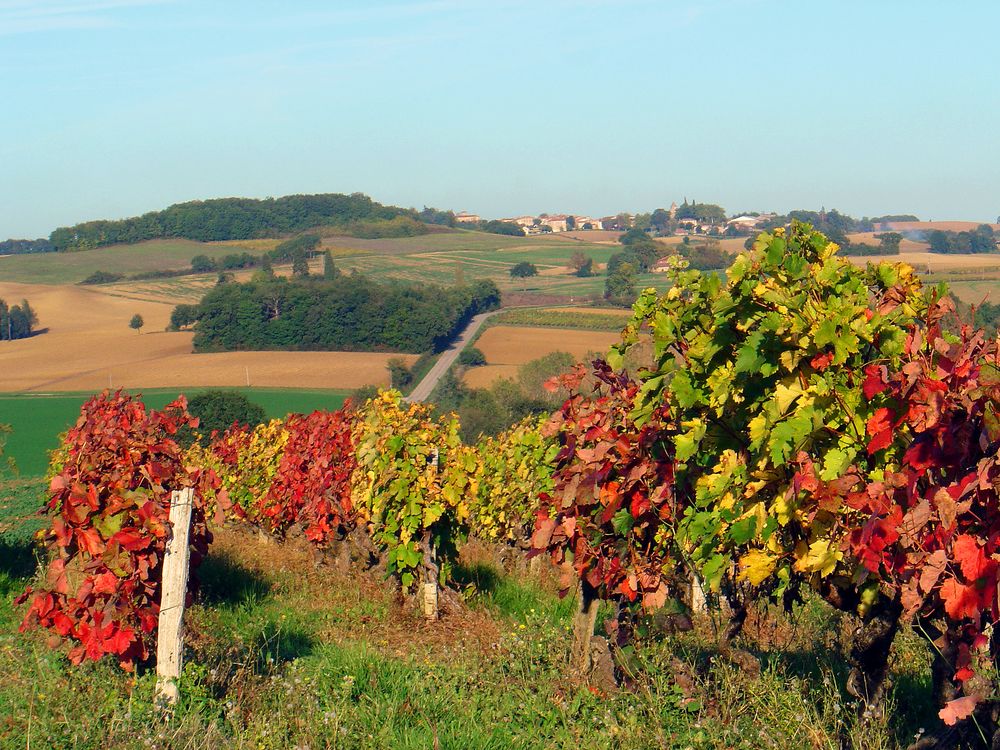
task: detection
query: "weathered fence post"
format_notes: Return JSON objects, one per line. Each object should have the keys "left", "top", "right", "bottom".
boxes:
{"left": 421, "top": 532, "right": 439, "bottom": 621}
{"left": 155, "top": 488, "right": 194, "bottom": 707}
{"left": 571, "top": 580, "right": 600, "bottom": 675}
{"left": 689, "top": 572, "right": 707, "bottom": 614}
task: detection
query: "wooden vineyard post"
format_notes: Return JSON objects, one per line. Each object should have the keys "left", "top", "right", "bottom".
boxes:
{"left": 690, "top": 572, "right": 707, "bottom": 614}
{"left": 155, "top": 488, "right": 194, "bottom": 707}
{"left": 571, "top": 580, "right": 600, "bottom": 676}
{"left": 419, "top": 447, "right": 440, "bottom": 621}
{"left": 421, "top": 531, "right": 439, "bottom": 621}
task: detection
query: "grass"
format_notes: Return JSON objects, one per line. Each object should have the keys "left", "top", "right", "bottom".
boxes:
{"left": 0, "top": 240, "right": 262, "bottom": 285}
{"left": 0, "top": 498, "right": 943, "bottom": 750}
{"left": 489, "top": 308, "right": 632, "bottom": 332}
{"left": 0, "top": 388, "right": 349, "bottom": 478}
{"left": 0, "top": 230, "right": 681, "bottom": 316}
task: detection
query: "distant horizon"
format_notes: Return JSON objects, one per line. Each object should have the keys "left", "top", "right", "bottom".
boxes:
{"left": 2, "top": 1, "right": 998, "bottom": 238}
{"left": 4, "top": 188, "right": 999, "bottom": 241}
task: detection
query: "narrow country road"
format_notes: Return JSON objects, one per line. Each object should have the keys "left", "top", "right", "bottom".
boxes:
{"left": 406, "top": 310, "right": 497, "bottom": 403}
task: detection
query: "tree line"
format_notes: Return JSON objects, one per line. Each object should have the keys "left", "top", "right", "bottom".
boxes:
{"left": 0, "top": 299, "right": 39, "bottom": 340}
{"left": 0, "top": 239, "right": 55, "bottom": 255}
{"left": 47, "top": 193, "right": 431, "bottom": 251}
{"left": 927, "top": 224, "right": 997, "bottom": 254}
{"left": 183, "top": 274, "right": 500, "bottom": 354}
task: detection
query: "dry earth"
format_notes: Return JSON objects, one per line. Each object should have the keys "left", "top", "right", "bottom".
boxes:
{"left": 466, "top": 325, "right": 619, "bottom": 388}
{"left": 558, "top": 230, "right": 623, "bottom": 243}
{"left": 0, "top": 281, "right": 412, "bottom": 392}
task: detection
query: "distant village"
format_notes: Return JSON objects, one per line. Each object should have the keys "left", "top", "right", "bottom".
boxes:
{"left": 452, "top": 201, "right": 777, "bottom": 237}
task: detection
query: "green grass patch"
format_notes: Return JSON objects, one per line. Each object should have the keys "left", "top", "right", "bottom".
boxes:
{"left": 0, "top": 388, "right": 349, "bottom": 478}
{"left": 490, "top": 308, "right": 632, "bottom": 332}
{"left": 0, "top": 528, "right": 939, "bottom": 750}
{"left": 0, "top": 240, "right": 259, "bottom": 285}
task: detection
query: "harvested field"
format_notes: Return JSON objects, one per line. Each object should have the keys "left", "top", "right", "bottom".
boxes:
{"left": 0, "top": 281, "right": 412, "bottom": 393}
{"left": 467, "top": 325, "right": 619, "bottom": 388}
{"left": 558, "top": 230, "right": 622, "bottom": 243}
{"left": 655, "top": 236, "right": 748, "bottom": 254}
{"left": 844, "top": 252, "right": 1000, "bottom": 272}
{"left": 464, "top": 364, "right": 520, "bottom": 388}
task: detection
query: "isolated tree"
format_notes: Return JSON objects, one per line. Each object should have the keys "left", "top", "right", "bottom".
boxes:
{"left": 566, "top": 216, "right": 577, "bottom": 231}
{"left": 875, "top": 232, "right": 902, "bottom": 254}
{"left": 322, "top": 250, "right": 338, "bottom": 279}
{"left": 129, "top": 314, "right": 144, "bottom": 334}
{"left": 509, "top": 262, "right": 538, "bottom": 279}
{"left": 604, "top": 261, "right": 637, "bottom": 305}
{"left": 458, "top": 346, "right": 487, "bottom": 367}
{"left": 570, "top": 250, "right": 594, "bottom": 277}
{"left": 0, "top": 300, "right": 7, "bottom": 341}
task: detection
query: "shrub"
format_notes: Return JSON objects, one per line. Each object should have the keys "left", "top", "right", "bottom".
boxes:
{"left": 458, "top": 347, "right": 487, "bottom": 367}
{"left": 79, "top": 271, "right": 125, "bottom": 285}
{"left": 184, "top": 390, "right": 266, "bottom": 446}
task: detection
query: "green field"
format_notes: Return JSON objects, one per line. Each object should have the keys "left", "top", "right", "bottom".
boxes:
{"left": 0, "top": 388, "right": 349, "bottom": 477}
{"left": 0, "top": 240, "right": 266, "bottom": 285}
{"left": 489, "top": 308, "right": 632, "bottom": 332}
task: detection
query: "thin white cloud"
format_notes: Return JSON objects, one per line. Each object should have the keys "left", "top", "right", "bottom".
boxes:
{"left": 0, "top": 0, "right": 170, "bottom": 35}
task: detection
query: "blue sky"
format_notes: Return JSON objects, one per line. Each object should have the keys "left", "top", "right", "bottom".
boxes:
{"left": 1, "top": 0, "right": 998, "bottom": 237}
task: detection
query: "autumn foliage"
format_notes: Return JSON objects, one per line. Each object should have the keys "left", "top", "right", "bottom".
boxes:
{"left": 531, "top": 222, "right": 1000, "bottom": 730}
{"left": 17, "top": 391, "right": 218, "bottom": 669}
{"left": 532, "top": 362, "right": 679, "bottom": 612}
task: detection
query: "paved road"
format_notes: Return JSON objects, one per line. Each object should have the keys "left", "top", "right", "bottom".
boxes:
{"left": 406, "top": 310, "right": 497, "bottom": 403}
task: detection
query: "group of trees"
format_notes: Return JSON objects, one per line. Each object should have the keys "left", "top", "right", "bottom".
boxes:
{"left": 0, "top": 298, "right": 38, "bottom": 340}
{"left": 0, "top": 238, "right": 54, "bottom": 255}
{"left": 604, "top": 228, "right": 664, "bottom": 305}
{"left": 432, "top": 350, "right": 580, "bottom": 442}
{"left": 927, "top": 225, "right": 997, "bottom": 254}
{"left": 840, "top": 231, "right": 903, "bottom": 256}
{"left": 47, "top": 193, "right": 421, "bottom": 251}
{"left": 477, "top": 220, "right": 525, "bottom": 236}
{"left": 187, "top": 275, "right": 500, "bottom": 354}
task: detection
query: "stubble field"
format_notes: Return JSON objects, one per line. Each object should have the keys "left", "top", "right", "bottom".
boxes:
{"left": 0, "top": 281, "right": 413, "bottom": 394}
{"left": 465, "top": 325, "right": 621, "bottom": 388}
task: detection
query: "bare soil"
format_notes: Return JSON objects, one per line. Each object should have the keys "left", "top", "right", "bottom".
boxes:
{"left": 0, "top": 281, "right": 413, "bottom": 392}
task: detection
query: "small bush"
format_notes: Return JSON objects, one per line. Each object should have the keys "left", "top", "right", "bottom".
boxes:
{"left": 185, "top": 390, "right": 267, "bottom": 445}
{"left": 79, "top": 271, "right": 125, "bottom": 285}
{"left": 458, "top": 347, "right": 487, "bottom": 367}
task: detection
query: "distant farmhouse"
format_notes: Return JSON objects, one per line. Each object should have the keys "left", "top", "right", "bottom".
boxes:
{"left": 454, "top": 212, "right": 481, "bottom": 224}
